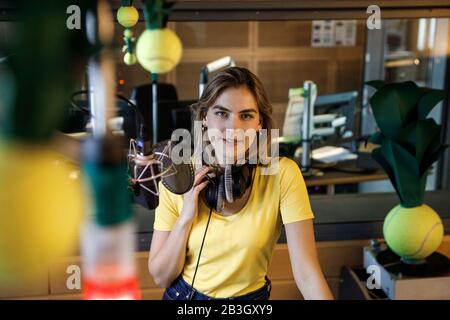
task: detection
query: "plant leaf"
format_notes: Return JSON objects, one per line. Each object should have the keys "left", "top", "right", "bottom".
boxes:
{"left": 369, "top": 131, "right": 384, "bottom": 145}
{"left": 421, "top": 144, "right": 448, "bottom": 176}
{"left": 368, "top": 81, "right": 421, "bottom": 138}
{"left": 365, "top": 80, "right": 387, "bottom": 90}
{"left": 380, "top": 139, "right": 423, "bottom": 207}
{"left": 418, "top": 88, "right": 445, "bottom": 120}
{"left": 395, "top": 121, "right": 416, "bottom": 156}
{"left": 372, "top": 146, "right": 403, "bottom": 204}
{"left": 416, "top": 119, "right": 441, "bottom": 171}
{"left": 396, "top": 118, "right": 440, "bottom": 169}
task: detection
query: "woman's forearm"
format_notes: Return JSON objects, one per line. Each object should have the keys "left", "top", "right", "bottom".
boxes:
{"left": 295, "top": 271, "right": 334, "bottom": 300}
{"left": 149, "top": 215, "right": 194, "bottom": 287}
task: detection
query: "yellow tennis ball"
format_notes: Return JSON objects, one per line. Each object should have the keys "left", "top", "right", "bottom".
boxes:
{"left": 383, "top": 204, "right": 444, "bottom": 262}
{"left": 136, "top": 28, "right": 182, "bottom": 74}
{"left": 124, "top": 52, "right": 137, "bottom": 65}
{"left": 117, "top": 6, "right": 139, "bottom": 28}
{"left": 0, "top": 142, "right": 85, "bottom": 282}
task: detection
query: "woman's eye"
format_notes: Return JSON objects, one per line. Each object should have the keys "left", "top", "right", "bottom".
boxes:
{"left": 215, "top": 112, "right": 228, "bottom": 118}
{"left": 241, "top": 114, "right": 254, "bottom": 120}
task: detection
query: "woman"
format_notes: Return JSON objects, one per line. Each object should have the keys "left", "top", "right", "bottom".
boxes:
{"left": 148, "top": 67, "right": 334, "bottom": 300}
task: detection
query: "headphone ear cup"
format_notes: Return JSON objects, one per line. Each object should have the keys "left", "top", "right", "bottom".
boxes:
{"left": 202, "top": 165, "right": 254, "bottom": 212}
{"left": 216, "top": 177, "right": 225, "bottom": 212}
{"left": 224, "top": 165, "right": 234, "bottom": 203}
{"left": 204, "top": 177, "right": 217, "bottom": 211}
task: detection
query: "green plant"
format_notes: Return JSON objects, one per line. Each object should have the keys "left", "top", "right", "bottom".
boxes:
{"left": 365, "top": 80, "right": 449, "bottom": 208}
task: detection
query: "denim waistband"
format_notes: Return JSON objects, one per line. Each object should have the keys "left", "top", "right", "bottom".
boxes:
{"left": 164, "top": 275, "right": 272, "bottom": 300}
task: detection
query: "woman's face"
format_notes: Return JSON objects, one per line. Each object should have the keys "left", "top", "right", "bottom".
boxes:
{"left": 203, "top": 86, "right": 262, "bottom": 165}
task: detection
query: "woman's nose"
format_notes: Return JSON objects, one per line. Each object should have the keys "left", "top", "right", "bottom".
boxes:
{"left": 223, "top": 128, "right": 246, "bottom": 142}
{"left": 226, "top": 114, "right": 244, "bottom": 130}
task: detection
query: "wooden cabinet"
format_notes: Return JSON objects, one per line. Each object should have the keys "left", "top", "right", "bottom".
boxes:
{"left": 3, "top": 236, "right": 449, "bottom": 299}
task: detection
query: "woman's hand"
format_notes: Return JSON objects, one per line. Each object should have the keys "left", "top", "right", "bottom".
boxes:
{"left": 179, "top": 166, "right": 213, "bottom": 224}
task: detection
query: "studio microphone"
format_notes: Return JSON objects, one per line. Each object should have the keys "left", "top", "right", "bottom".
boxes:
{"left": 118, "top": 90, "right": 195, "bottom": 209}
{"left": 127, "top": 137, "right": 195, "bottom": 210}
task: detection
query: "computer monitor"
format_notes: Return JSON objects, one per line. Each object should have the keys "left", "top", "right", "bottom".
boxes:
{"left": 61, "top": 98, "right": 138, "bottom": 145}
{"left": 313, "top": 90, "right": 358, "bottom": 150}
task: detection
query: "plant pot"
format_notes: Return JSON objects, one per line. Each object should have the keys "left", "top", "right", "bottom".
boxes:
{"left": 383, "top": 204, "right": 444, "bottom": 264}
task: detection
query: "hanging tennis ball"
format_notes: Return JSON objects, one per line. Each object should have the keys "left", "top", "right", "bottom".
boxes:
{"left": 124, "top": 52, "right": 137, "bottom": 66}
{"left": 136, "top": 28, "right": 182, "bottom": 74}
{"left": 117, "top": 6, "right": 139, "bottom": 28}
{"left": 383, "top": 204, "right": 444, "bottom": 263}
{"left": 0, "top": 142, "right": 85, "bottom": 282}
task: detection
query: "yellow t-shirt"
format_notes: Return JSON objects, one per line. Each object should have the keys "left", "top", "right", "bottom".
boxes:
{"left": 153, "top": 157, "right": 314, "bottom": 298}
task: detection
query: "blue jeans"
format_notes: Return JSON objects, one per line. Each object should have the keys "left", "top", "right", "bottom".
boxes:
{"left": 162, "top": 275, "right": 272, "bottom": 300}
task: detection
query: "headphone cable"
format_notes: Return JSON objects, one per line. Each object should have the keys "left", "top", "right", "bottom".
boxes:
{"left": 187, "top": 164, "right": 257, "bottom": 300}
{"left": 188, "top": 205, "right": 213, "bottom": 300}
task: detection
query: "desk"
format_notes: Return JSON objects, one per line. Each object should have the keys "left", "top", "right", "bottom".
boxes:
{"left": 304, "top": 169, "right": 388, "bottom": 195}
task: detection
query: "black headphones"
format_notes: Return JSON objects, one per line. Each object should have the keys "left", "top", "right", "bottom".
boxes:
{"left": 201, "top": 162, "right": 255, "bottom": 213}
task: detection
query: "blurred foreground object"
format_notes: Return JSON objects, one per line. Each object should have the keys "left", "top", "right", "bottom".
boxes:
{"left": 0, "top": 0, "right": 92, "bottom": 282}
{"left": 117, "top": 1, "right": 139, "bottom": 65}
{"left": 0, "top": 143, "right": 84, "bottom": 282}
{"left": 80, "top": 0, "right": 140, "bottom": 300}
